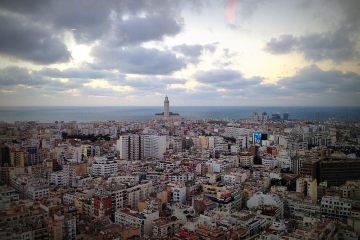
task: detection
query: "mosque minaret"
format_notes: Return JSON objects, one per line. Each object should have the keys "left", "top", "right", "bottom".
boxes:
{"left": 154, "top": 96, "right": 181, "bottom": 121}
{"left": 164, "top": 96, "right": 170, "bottom": 117}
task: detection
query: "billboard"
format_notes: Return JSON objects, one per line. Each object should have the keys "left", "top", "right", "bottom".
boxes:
{"left": 253, "top": 132, "right": 262, "bottom": 144}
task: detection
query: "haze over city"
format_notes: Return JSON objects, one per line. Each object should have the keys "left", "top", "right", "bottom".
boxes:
{"left": 0, "top": 0, "right": 359, "bottom": 106}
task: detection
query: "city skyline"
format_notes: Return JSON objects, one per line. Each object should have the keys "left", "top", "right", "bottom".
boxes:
{"left": 0, "top": 2, "right": 359, "bottom": 238}
{"left": 0, "top": 0, "right": 359, "bottom": 106}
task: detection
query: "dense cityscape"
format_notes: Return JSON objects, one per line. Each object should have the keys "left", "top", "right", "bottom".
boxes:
{"left": 1, "top": 0, "right": 360, "bottom": 239}
{"left": 0, "top": 97, "right": 359, "bottom": 239}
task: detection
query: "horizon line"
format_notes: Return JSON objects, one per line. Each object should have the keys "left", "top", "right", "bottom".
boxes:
{"left": 0, "top": 105, "right": 359, "bottom": 108}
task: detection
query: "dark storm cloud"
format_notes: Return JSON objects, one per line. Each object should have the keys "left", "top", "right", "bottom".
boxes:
{"left": 278, "top": 65, "right": 360, "bottom": 94}
{"left": 0, "top": 13, "right": 71, "bottom": 64}
{"left": 80, "top": 87, "right": 122, "bottom": 97}
{"left": 0, "top": 0, "right": 182, "bottom": 43}
{"left": 0, "top": 66, "right": 44, "bottom": 86}
{"left": 194, "top": 65, "right": 360, "bottom": 102}
{"left": 0, "top": 66, "right": 86, "bottom": 91}
{"left": 38, "top": 68, "right": 117, "bottom": 80}
{"left": 0, "top": 0, "right": 187, "bottom": 64}
{"left": 48, "top": 1, "right": 112, "bottom": 42}
{"left": 173, "top": 44, "right": 216, "bottom": 58}
{"left": 339, "top": 0, "right": 360, "bottom": 28}
{"left": 298, "top": 29, "right": 357, "bottom": 62}
{"left": 265, "top": 29, "right": 358, "bottom": 62}
{"left": 93, "top": 46, "right": 186, "bottom": 75}
{"left": 195, "top": 69, "right": 262, "bottom": 88}
{"left": 123, "top": 77, "right": 185, "bottom": 91}
{"left": 0, "top": 0, "right": 112, "bottom": 43}
{"left": 299, "top": 0, "right": 360, "bottom": 30}
{"left": 266, "top": 0, "right": 360, "bottom": 63}
{"left": 234, "top": 0, "right": 266, "bottom": 19}
{"left": 113, "top": 12, "right": 183, "bottom": 46}
{"left": 265, "top": 35, "right": 298, "bottom": 54}
{"left": 172, "top": 43, "right": 216, "bottom": 64}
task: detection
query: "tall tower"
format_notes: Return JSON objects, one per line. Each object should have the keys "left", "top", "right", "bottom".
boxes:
{"left": 164, "top": 96, "right": 169, "bottom": 117}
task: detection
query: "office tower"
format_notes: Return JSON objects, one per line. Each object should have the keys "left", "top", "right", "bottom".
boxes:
{"left": 0, "top": 146, "right": 10, "bottom": 167}
{"left": 262, "top": 112, "right": 268, "bottom": 122}
{"left": 271, "top": 113, "right": 281, "bottom": 121}
{"left": 26, "top": 146, "right": 38, "bottom": 166}
{"left": 253, "top": 112, "right": 259, "bottom": 122}
{"left": 316, "top": 157, "right": 360, "bottom": 186}
{"left": 315, "top": 112, "right": 320, "bottom": 121}
{"left": 283, "top": 112, "right": 289, "bottom": 120}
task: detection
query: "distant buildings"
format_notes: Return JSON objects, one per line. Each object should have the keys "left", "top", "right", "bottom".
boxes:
{"left": 253, "top": 111, "right": 289, "bottom": 122}
{"left": 0, "top": 109, "right": 359, "bottom": 239}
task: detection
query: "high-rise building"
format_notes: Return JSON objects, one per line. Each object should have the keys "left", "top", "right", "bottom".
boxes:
{"left": 143, "top": 135, "right": 166, "bottom": 159}
{"left": 283, "top": 112, "right": 289, "bottom": 121}
{"left": 261, "top": 112, "right": 268, "bottom": 122}
{"left": 316, "top": 157, "right": 360, "bottom": 186}
{"left": 26, "top": 146, "right": 38, "bottom": 166}
{"left": 0, "top": 146, "right": 10, "bottom": 167}
{"left": 253, "top": 112, "right": 259, "bottom": 122}
{"left": 271, "top": 113, "right": 281, "bottom": 121}
{"left": 117, "top": 135, "right": 143, "bottom": 161}
{"left": 117, "top": 134, "right": 166, "bottom": 160}
{"left": 298, "top": 156, "right": 360, "bottom": 186}
{"left": 10, "top": 148, "right": 25, "bottom": 167}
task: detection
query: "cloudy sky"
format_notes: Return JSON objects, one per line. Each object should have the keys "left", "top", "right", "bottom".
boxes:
{"left": 0, "top": 0, "right": 359, "bottom": 106}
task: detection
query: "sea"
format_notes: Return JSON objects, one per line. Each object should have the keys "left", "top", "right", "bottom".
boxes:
{"left": 0, "top": 106, "right": 359, "bottom": 122}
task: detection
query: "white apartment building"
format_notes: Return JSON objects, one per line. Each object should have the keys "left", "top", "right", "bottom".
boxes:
{"left": 277, "top": 149, "right": 291, "bottom": 169}
{"left": 115, "top": 208, "right": 159, "bottom": 236}
{"left": 223, "top": 172, "right": 248, "bottom": 184}
{"left": 287, "top": 198, "right": 320, "bottom": 218}
{"left": 63, "top": 193, "right": 76, "bottom": 205}
{"left": 172, "top": 184, "right": 187, "bottom": 204}
{"left": 82, "top": 145, "right": 100, "bottom": 158}
{"left": 239, "top": 153, "right": 253, "bottom": 167}
{"left": 11, "top": 175, "right": 49, "bottom": 200}
{"left": 169, "top": 172, "right": 194, "bottom": 182}
{"left": 91, "top": 157, "right": 118, "bottom": 177}
{"left": 262, "top": 157, "right": 278, "bottom": 169}
{"left": 105, "top": 181, "right": 154, "bottom": 212}
{"left": 157, "top": 161, "right": 178, "bottom": 170}
{"left": 50, "top": 170, "right": 69, "bottom": 186}
{"left": 143, "top": 135, "right": 166, "bottom": 159}
{"left": 321, "top": 196, "right": 352, "bottom": 218}
{"left": 28, "top": 185, "right": 49, "bottom": 200}
{"left": 127, "top": 181, "right": 154, "bottom": 209}
{"left": 208, "top": 136, "right": 224, "bottom": 150}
